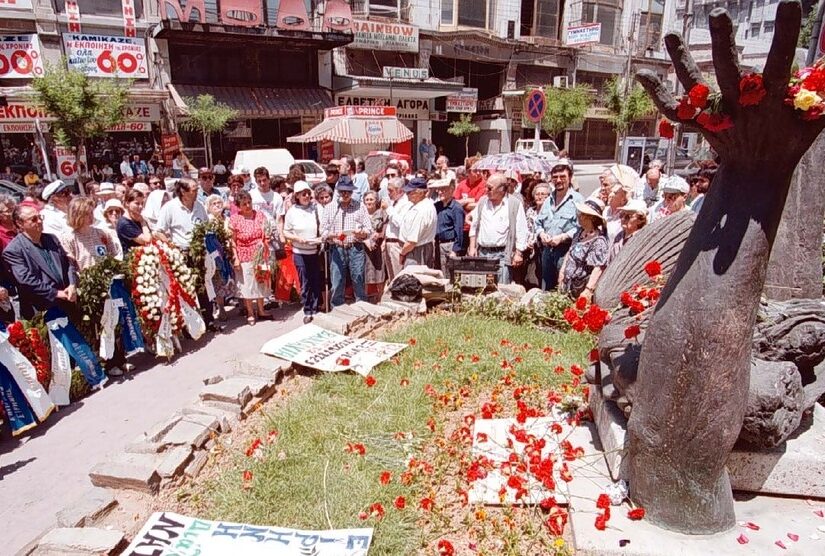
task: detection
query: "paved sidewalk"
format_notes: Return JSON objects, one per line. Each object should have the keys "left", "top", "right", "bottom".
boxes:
{"left": 0, "top": 308, "right": 303, "bottom": 555}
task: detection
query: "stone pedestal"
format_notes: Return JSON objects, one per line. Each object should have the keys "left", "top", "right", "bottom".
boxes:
{"left": 590, "top": 388, "right": 825, "bottom": 498}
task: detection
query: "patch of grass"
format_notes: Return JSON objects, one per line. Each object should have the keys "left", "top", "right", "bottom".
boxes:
{"left": 182, "top": 313, "right": 592, "bottom": 555}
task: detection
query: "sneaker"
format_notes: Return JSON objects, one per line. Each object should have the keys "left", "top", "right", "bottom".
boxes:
{"left": 108, "top": 367, "right": 124, "bottom": 377}
{"left": 303, "top": 315, "right": 313, "bottom": 324}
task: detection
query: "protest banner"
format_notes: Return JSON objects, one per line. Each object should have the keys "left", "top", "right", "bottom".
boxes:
{"left": 260, "top": 324, "right": 406, "bottom": 376}
{"left": 63, "top": 33, "right": 148, "bottom": 78}
{"left": 124, "top": 512, "right": 373, "bottom": 556}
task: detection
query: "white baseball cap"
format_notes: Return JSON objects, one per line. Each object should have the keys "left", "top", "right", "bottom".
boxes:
{"left": 41, "top": 179, "right": 70, "bottom": 201}
{"left": 293, "top": 180, "right": 311, "bottom": 194}
{"left": 662, "top": 175, "right": 689, "bottom": 195}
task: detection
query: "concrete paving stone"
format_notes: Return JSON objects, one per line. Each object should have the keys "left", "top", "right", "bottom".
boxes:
{"left": 589, "top": 388, "right": 628, "bottom": 480}
{"left": 201, "top": 398, "right": 244, "bottom": 419}
{"left": 333, "top": 303, "right": 371, "bottom": 319}
{"left": 55, "top": 488, "right": 117, "bottom": 528}
{"left": 156, "top": 446, "right": 193, "bottom": 479}
{"left": 181, "top": 404, "right": 237, "bottom": 433}
{"left": 351, "top": 300, "right": 394, "bottom": 319}
{"left": 122, "top": 438, "right": 165, "bottom": 454}
{"left": 89, "top": 454, "right": 161, "bottom": 494}
{"left": 159, "top": 414, "right": 219, "bottom": 449}
{"left": 200, "top": 378, "right": 253, "bottom": 407}
{"left": 378, "top": 300, "right": 413, "bottom": 315}
{"left": 184, "top": 450, "right": 209, "bottom": 479}
{"left": 203, "top": 374, "right": 224, "bottom": 385}
{"left": 240, "top": 352, "right": 291, "bottom": 376}
{"left": 142, "top": 414, "right": 182, "bottom": 443}
{"left": 33, "top": 527, "right": 124, "bottom": 556}
{"left": 231, "top": 376, "right": 274, "bottom": 398}
{"left": 312, "top": 312, "right": 350, "bottom": 334}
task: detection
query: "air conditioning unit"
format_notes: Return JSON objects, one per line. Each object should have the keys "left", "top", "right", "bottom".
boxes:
{"left": 553, "top": 76, "right": 569, "bottom": 88}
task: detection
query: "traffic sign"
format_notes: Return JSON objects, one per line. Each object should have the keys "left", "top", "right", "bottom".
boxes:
{"left": 525, "top": 88, "right": 546, "bottom": 124}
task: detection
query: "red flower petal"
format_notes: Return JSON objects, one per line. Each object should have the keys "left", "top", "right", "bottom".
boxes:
{"left": 379, "top": 471, "right": 391, "bottom": 485}
{"left": 394, "top": 496, "right": 406, "bottom": 510}
{"left": 775, "top": 540, "right": 787, "bottom": 549}
{"left": 627, "top": 508, "right": 645, "bottom": 520}
{"left": 787, "top": 533, "right": 799, "bottom": 542}
{"left": 437, "top": 539, "right": 455, "bottom": 556}
{"left": 736, "top": 533, "right": 749, "bottom": 545}
{"left": 364, "top": 375, "right": 376, "bottom": 387}
{"left": 744, "top": 522, "right": 760, "bottom": 531}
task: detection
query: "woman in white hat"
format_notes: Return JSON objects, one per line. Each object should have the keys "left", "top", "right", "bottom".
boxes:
{"left": 559, "top": 198, "right": 609, "bottom": 301}
{"left": 283, "top": 181, "right": 322, "bottom": 324}
{"left": 100, "top": 198, "right": 125, "bottom": 260}
{"left": 607, "top": 199, "right": 648, "bottom": 265}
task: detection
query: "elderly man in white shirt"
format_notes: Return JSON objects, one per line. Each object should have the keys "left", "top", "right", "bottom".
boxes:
{"left": 119, "top": 155, "right": 133, "bottom": 178}
{"left": 382, "top": 177, "right": 413, "bottom": 281}
{"left": 398, "top": 176, "right": 437, "bottom": 268}
{"left": 467, "top": 174, "right": 528, "bottom": 285}
{"left": 40, "top": 179, "right": 73, "bottom": 237}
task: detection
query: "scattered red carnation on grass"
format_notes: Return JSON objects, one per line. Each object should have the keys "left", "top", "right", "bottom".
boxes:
{"left": 336, "top": 356, "right": 350, "bottom": 366}
{"left": 345, "top": 442, "right": 366, "bottom": 456}
{"left": 420, "top": 497, "right": 434, "bottom": 511}
{"left": 437, "top": 539, "right": 455, "bottom": 556}
{"left": 627, "top": 507, "right": 646, "bottom": 520}
{"left": 379, "top": 471, "right": 392, "bottom": 485}
{"left": 394, "top": 496, "right": 406, "bottom": 510}
{"left": 400, "top": 377, "right": 409, "bottom": 387}
{"left": 739, "top": 73, "right": 766, "bottom": 106}
{"left": 242, "top": 469, "right": 253, "bottom": 489}
{"left": 245, "top": 438, "right": 262, "bottom": 457}
{"left": 368, "top": 502, "right": 385, "bottom": 520}
{"left": 408, "top": 338, "right": 417, "bottom": 345}
{"left": 364, "top": 375, "right": 376, "bottom": 387}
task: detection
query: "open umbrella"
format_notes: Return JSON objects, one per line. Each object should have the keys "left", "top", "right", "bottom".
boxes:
{"left": 471, "top": 152, "right": 558, "bottom": 174}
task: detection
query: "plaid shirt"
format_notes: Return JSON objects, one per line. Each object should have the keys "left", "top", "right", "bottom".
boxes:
{"left": 320, "top": 199, "right": 373, "bottom": 246}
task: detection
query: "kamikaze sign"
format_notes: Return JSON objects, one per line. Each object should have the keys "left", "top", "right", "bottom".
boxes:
{"left": 63, "top": 34, "right": 148, "bottom": 78}
{"left": 260, "top": 323, "right": 407, "bottom": 376}
{"left": 124, "top": 512, "right": 373, "bottom": 556}
{"left": 0, "top": 34, "right": 44, "bottom": 78}
{"left": 351, "top": 19, "right": 419, "bottom": 53}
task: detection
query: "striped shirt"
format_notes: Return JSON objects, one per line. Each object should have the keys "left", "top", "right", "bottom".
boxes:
{"left": 320, "top": 200, "right": 373, "bottom": 246}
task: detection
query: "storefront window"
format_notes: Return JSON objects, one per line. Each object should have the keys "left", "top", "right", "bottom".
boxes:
{"left": 582, "top": 1, "right": 621, "bottom": 47}
{"left": 458, "top": 0, "right": 487, "bottom": 28}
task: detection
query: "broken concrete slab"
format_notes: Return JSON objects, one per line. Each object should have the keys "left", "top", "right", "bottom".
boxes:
{"left": 156, "top": 446, "right": 194, "bottom": 479}
{"left": 203, "top": 374, "right": 224, "bottom": 385}
{"left": 200, "top": 378, "right": 253, "bottom": 407}
{"left": 33, "top": 527, "right": 124, "bottom": 556}
{"left": 239, "top": 352, "right": 290, "bottom": 378}
{"left": 184, "top": 450, "right": 209, "bottom": 479}
{"left": 379, "top": 300, "right": 413, "bottom": 315}
{"left": 141, "top": 414, "right": 182, "bottom": 443}
{"left": 201, "top": 398, "right": 244, "bottom": 419}
{"left": 55, "top": 488, "right": 117, "bottom": 528}
{"left": 312, "top": 312, "right": 351, "bottom": 334}
{"left": 332, "top": 303, "right": 371, "bottom": 320}
{"left": 122, "top": 438, "right": 165, "bottom": 455}
{"left": 351, "top": 300, "right": 394, "bottom": 319}
{"left": 89, "top": 454, "right": 161, "bottom": 494}
{"left": 181, "top": 404, "right": 237, "bottom": 433}
{"left": 159, "top": 414, "right": 219, "bottom": 449}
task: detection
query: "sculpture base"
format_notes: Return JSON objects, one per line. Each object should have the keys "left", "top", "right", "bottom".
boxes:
{"left": 590, "top": 388, "right": 825, "bottom": 499}
{"left": 571, "top": 404, "right": 825, "bottom": 554}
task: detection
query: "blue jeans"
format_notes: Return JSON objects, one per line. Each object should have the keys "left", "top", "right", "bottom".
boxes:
{"left": 329, "top": 244, "right": 367, "bottom": 307}
{"left": 478, "top": 247, "right": 510, "bottom": 285}
{"left": 293, "top": 252, "right": 322, "bottom": 315}
{"left": 540, "top": 244, "right": 568, "bottom": 291}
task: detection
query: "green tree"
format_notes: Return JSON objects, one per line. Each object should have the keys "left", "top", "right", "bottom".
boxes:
{"left": 524, "top": 84, "right": 594, "bottom": 141}
{"left": 447, "top": 114, "right": 481, "bottom": 160}
{"left": 32, "top": 63, "right": 130, "bottom": 180}
{"left": 178, "top": 94, "right": 238, "bottom": 167}
{"left": 603, "top": 76, "right": 656, "bottom": 157}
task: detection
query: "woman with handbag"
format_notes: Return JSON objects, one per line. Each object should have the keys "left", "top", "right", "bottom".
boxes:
{"left": 283, "top": 181, "right": 323, "bottom": 324}
{"left": 226, "top": 190, "right": 273, "bottom": 326}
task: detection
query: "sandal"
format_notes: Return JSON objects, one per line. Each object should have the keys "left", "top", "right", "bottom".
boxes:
{"left": 257, "top": 311, "right": 274, "bottom": 321}
{"left": 247, "top": 316, "right": 256, "bottom": 326}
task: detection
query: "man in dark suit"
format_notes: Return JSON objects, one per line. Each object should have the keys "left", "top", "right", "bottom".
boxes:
{"left": 3, "top": 204, "right": 78, "bottom": 320}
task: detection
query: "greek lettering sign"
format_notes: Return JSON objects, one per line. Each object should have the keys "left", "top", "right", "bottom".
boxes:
{"left": 566, "top": 23, "right": 602, "bottom": 46}
{"left": 0, "top": 102, "right": 158, "bottom": 124}
{"left": 336, "top": 95, "right": 430, "bottom": 120}
{"left": 63, "top": 34, "right": 148, "bottom": 78}
{"left": 124, "top": 511, "right": 374, "bottom": 556}
{"left": 446, "top": 88, "right": 478, "bottom": 113}
{"left": 260, "top": 323, "right": 407, "bottom": 376}
{"left": 325, "top": 106, "right": 397, "bottom": 118}
{"left": 351, "top": 19, "right": 419, "bottom": 53}
{"left": 382, "top": 66, "right": 429, "bottom": 80}
{"left": 0, "top": 122, "right": 48, "bottom": 133}
{"left": 0, "top": 35, "right": 44, "bottom": 79}
{"left": 0, "top": 0, "right": 33, "bottom": 10}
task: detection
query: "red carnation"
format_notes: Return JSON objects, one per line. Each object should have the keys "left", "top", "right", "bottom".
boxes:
{"left": 644, "top": 260, "right": 662, "bottom": 278}
{"left": 802, "top": 66, "right": 825, "bottom": 93}
{"left": 338, "top": 232, "right": 347, "bottom": 242}
{"left": 688, "top": 83, "right": 710, "bottom": 109}
{"left": 658, "top": 119, "right": 675, "bottom": 139}
{"left": 676, "top": 97, "right": 697, "bottom": 120}
{"left": 394, "top": 496, "right": 406, "bottom": 510}
{"left": 364, "top": 375, "right": 376, "bottom": 387}
{"left": 696, "top": 111, "right": 734, "bottom": 132}
{"left": 437, "top": 539, "right": 455, "bottom": 556}
{"left": 575, "top": 296, "right": 587, "bottom": 310}
{"left": 628, "top": 507, "right": 646, "bottom": 520}
{"left": 739, "top": 73, "right": 767, "bottom": 106}
{"left": 596, "top": 493, "right": 611, "bottom": 509}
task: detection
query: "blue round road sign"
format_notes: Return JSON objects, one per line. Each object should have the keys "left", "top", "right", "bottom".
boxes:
{"left": 526, "top": 89, "right": 546, "bottom": 123}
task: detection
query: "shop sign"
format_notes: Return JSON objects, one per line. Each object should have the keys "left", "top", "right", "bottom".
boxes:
{"left": 107, "top": 122, "right": 151, "bottom": 132}
{"left": 0, "top": 121, "right": 49, "bottom": 133}
{"left": 325, "top": 106, "right": 397, "bottom": 118}
{"left": 478, "top": 96, "right": 504, "bottom": 112}
{"left": 55, "top": 146, "right": 86, "bottom": 182}
{"left": 0, "top": 0, "right": 33, "bottom": 10}
{"left": 446, "top": 88, "right": 478, "bottom": 113}
{"left": 566, "top": 23, "right": 602, "bottom": 46}
{"left": 335, "top": 95, "right": 429, "bottom": 120}
{"left": 0, "top": 102, "right": 158, "bottom": 124}
{"left": 0, "top": 35, "right": 44, "bottom": 79}
{"left": 65, "top": 0, "right": 81, "bottom": 32}
{"left": 365, "top": 121, "right": 383, "bottom": 137}
{"left": 122, "top": 0, "right": 136, "bottom": 37}
{"left": 319, "top": 139, "right": 334, "bottom": 163}
{"left": 382, "top": 66, "right": 429, "bottom": 80}
{"left": 351, "top": 19, "right": 418, "bottom": 53}
{"left": 436, "top": 39, "right": 511, "bottom": 62}
{"left": 63, "top": 34, "right": 148, "bottom": 78}
{"left": 161, "top": 133, "right": 181, "bottom": 166}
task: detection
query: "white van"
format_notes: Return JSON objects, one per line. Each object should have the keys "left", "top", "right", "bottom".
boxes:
{"left": 233, "top": 148, "right": 295, "bottom": 177}
{"left": 514, "top": 139, "right": 560, "bottom": 160}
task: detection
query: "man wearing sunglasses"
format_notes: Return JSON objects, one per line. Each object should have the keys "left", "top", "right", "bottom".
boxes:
{"left": 40, "top": 179, "right": 74, "bottom": 237}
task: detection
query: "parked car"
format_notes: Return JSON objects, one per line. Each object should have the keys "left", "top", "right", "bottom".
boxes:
{"left": 515, "top": 139, "right": 560, "bottom": 160}
{"left": 0, "top": 179, "right": 28, "bottom": 201}
{"left": 295, "top": 159, "right": 326, "bottom": 186}
{"left": 233, "top": 148, "right": 295, "bottom": 178}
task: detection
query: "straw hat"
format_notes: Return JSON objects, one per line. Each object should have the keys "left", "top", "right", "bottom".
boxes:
{"left": 575, "top": 198, "right": 606, "bottom": 221}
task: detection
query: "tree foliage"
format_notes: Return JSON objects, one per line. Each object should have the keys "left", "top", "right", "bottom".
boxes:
{"left": 32, "top": 62, "right": 130, "bottom": 148}
{"left": 178, "top": 94, "right": 238, "bottom": 135}
{"left": 524, "top": 84, "right": 594, "bottom": 137}
{"left": 603, "top": 76, "right": 656, "bottom": 134}
{"left": 447, "top": 114, "right": 481, "bottom": 159}
{"left": 798, "top": 5, "right": 816, "bottom": 48}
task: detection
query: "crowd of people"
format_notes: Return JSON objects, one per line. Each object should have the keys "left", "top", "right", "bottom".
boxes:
{"left": 0, "top": 151, "right": 716, "bottom": 379}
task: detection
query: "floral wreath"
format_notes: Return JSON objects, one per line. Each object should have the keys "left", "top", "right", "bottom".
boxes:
{"left": 7, "top": 320, "right": 51, "bottom": 389}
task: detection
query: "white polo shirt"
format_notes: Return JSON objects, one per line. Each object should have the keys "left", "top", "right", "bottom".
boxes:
{"left": 470, "top": 196, "right": 528, "bottom": 251}
{"left": 41, "top": 204, "right": 71, "bottom": 238}
{"left": 399, "top": 197, "right": 436, "bottom": 245}
{"left": 156, "top": 197, "right": 207, "bottom": 250}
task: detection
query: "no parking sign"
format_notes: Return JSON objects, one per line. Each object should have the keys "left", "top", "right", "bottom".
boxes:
{"left": 0, "top": 35, "right": 44, "bottom": 79}
{"left": 525, "top": 88, "right": 546, "bottom": 124}
{"left": 62, "top": 33, "right": 148, "bottom": 79}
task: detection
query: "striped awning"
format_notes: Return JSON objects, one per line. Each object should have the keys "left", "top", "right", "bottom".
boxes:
{"left": 288, "top": 114, "right": 414, "bottom": 145}
{"left": 169, "top": 84, "right": 332, "bottom": 118}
